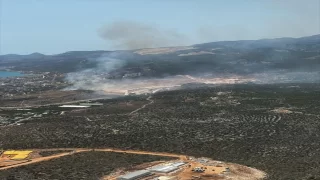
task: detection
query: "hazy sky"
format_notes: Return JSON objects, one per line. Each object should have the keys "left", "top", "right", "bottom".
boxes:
{"left": 0, "top": 0, "right": 319, "bottom": 54}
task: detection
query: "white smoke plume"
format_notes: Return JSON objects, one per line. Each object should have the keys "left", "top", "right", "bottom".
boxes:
{"left": 65, "top": 51, "right": 128, "bottom": 91}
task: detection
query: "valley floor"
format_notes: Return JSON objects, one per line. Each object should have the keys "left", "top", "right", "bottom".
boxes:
{"left": 1, "top": 83, "right": 320, "bottom": 179}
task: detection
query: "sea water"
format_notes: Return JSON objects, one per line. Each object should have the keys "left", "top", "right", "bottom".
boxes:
{"left": 0, "top": 71, "right": 24, "bottom": 78}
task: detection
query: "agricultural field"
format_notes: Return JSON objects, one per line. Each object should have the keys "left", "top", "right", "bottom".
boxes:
{"left": 0, "top": 83, "right": 320, "bottom": 179}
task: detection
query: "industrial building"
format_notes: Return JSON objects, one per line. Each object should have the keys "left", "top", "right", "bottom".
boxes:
{"left": 157, "top": 176, "right": 177, "bottom": 180}
{"left": 150, "top": 164, "right": 179, "bottom": 173}
{"left": 59, "top": 105, "right": 90, "bottom": 108}
{"left": 149, "top": 162, "right": 186, "bottom": 173}
{"left": 117, "top": 170, "right": 151, "bottom": 180}
{"left": 171, "top": 162, "right": 186, "bottom": 167}
{"left": 153, "top": 165, "right": 178, "bottom": 173}
{"left": 79, "top": 102, "right": 103, "bottom": 106}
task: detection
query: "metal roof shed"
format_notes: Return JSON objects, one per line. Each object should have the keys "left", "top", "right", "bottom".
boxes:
{"left": 171, "top": 162, "right": 186, "bottom": 167}
{"left": 151, "top": 165, "right": 178, "bottom": 173}
{"left": 117, "top": 170, "right": 151, "bottom": 180}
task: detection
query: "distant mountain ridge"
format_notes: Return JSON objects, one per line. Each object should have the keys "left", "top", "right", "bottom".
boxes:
{"left": 194, "top": 34, "right": 320, "bottom": 50}
{"left": 0, "top": 34, "right": 319, "bottom": 74}
{"left": 2, "top": 34, "right": 319, "bottom": 57}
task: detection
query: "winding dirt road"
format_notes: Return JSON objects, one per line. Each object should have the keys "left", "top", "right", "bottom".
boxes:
{"left": 0, "top": 148, "right": 267, "bottom": 180}
{"left": 0, "top": 148, "right": 187, "bottom": 170}
{"left": 129, "top": 95, "right": 154, "bottom": 115}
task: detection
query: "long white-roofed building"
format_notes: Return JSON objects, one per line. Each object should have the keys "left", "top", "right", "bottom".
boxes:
{"left": 117, "top": 170, "right": 151, "bottom": 180}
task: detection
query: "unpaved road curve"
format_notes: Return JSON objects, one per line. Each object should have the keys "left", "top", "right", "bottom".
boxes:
{"left": 95, "top": 148, "right": 187, "bottom": 160}
{"left": 0, "top": 148, "right": 186, "bottom": 170}
{"left": 0, "top": 148, "right": 266, "bottom": 180}
{"left": 36, "top": 148, "right": 186, "bottom": 159}
{"left": 129, "top": 95, "right": 154, "bottom": 115}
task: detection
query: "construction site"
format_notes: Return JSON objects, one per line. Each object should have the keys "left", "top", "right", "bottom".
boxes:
{"left": 0, "top": 148, "right": 266, "bottom": 180}
{"left": 109, "top": 159, "right": 230, "bottom": 180}
{"left": 107, "top": 157, "right": 265, "bottom": 180}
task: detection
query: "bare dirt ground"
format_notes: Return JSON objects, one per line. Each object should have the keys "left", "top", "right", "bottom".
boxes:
{"left": 100, "top": 75, "right": 255, "bottom": 96}
{"left": 224, "top": 163, "right": 266, "bottom": 180}
{"left": 271, "top": 107, "right": 293, "bottom": 114}
{"left": 134, "top": 47, "right": 195, "bottom": 55}
{"left": 178, "top": 51, "right": 215, "bottom": 56}
{"left": 177, "top": 161, "right": 227, "bottom": 180}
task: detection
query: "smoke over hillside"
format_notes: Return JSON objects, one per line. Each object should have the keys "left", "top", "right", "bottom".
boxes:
{"left": 64, "top": 32, "right": 320, "bottom": 95}
{"left": 65, "top": 54, "right": 320, "bottom": 96}
{"left": 65, "top": 52, "right": 127, "bottom": 91}
{"left": 64, "top": 51, "right": 255, "bottom": 94}
{"left": 98, "top": 20, "right": 188, "bottom": 49}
